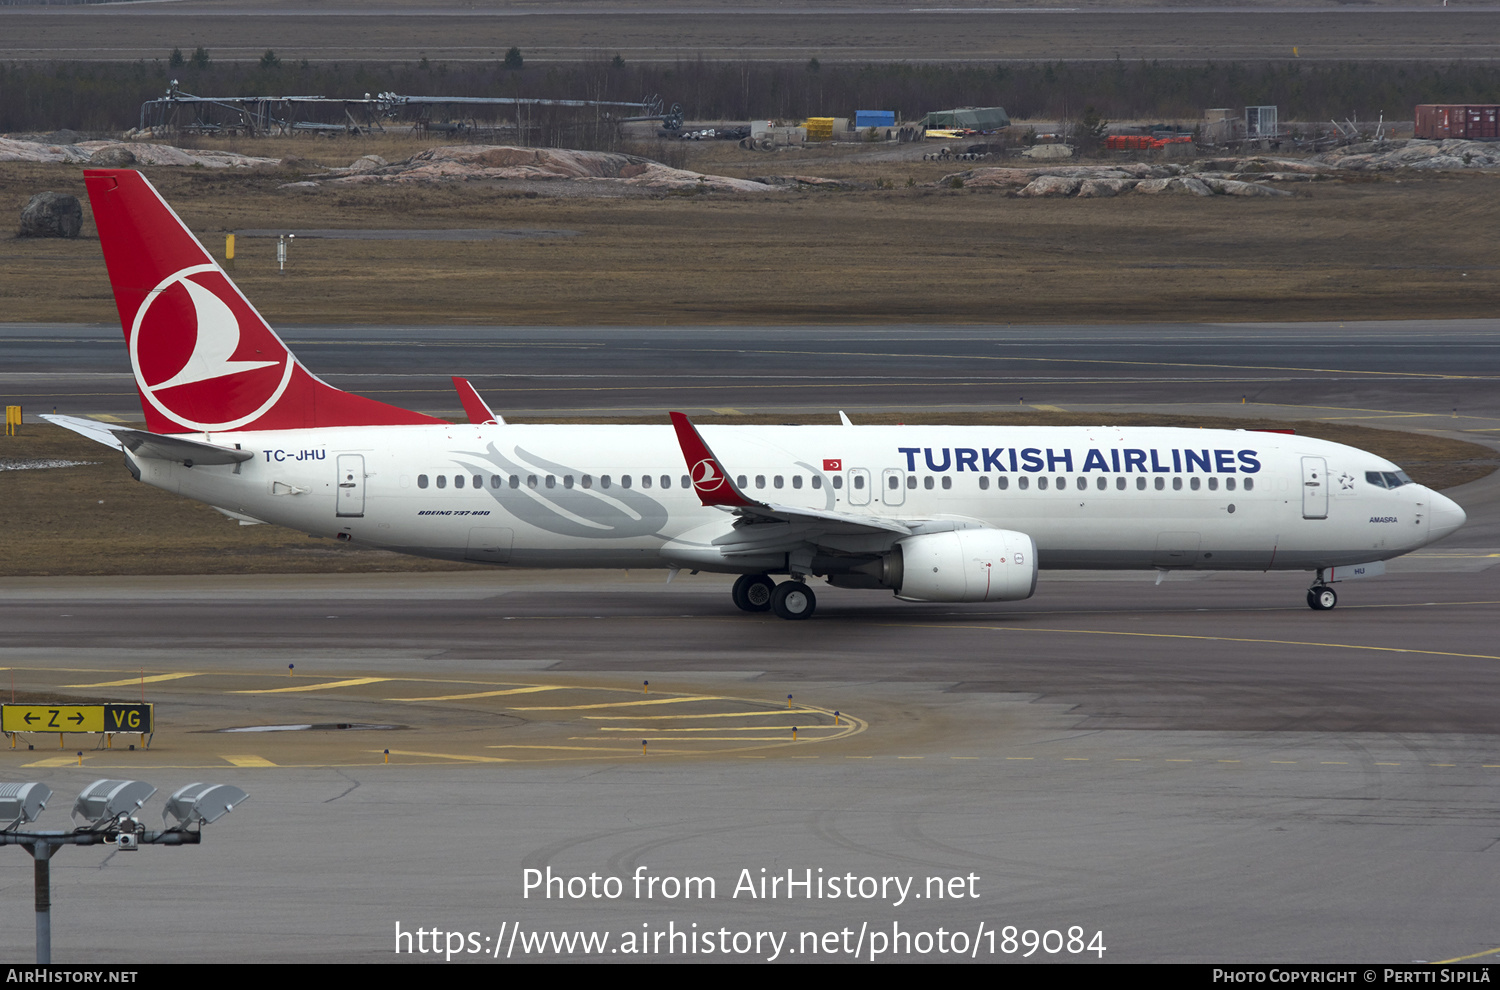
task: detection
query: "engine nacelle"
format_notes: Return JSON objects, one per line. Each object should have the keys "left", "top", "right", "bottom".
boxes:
{"left": 894, "top": 528, "right": 1037, "bottom": 603}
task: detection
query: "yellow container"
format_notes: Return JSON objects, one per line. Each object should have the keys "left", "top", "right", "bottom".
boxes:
{"left": 804, "top": 117, "right": 834, "bottom": 141}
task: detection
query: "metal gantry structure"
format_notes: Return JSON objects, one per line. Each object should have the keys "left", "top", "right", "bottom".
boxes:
{"left": 137, "top": 81, "right": 683, "bottom": 138}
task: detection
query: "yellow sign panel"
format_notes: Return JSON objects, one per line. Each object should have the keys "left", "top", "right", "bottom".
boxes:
{"left": 2, "top": 704, "right": 153, "bottom": 734}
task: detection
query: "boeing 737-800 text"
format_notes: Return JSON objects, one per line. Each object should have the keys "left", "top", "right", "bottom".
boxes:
{"left": 46, "top": 169, "right": 1467, "bottom": 619}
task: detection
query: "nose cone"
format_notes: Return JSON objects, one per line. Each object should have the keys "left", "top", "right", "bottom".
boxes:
{"left": 1428, "top": 490, "right": 1467, "bottom": 542}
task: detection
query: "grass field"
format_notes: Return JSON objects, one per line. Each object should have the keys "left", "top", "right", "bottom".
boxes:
{"left": 3, "top": 416, "right": 1492, "bottom": 577}
{"left": 4, "top": 6, "right": 1497, "bottom": 62}
{"left": 3, "top": 145, "right": 1499, "bottom": 326}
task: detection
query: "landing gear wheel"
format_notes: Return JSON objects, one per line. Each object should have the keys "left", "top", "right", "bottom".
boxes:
{"left": 770, "top": 581, "right": 817, "bottom": 620}
{"left": 1306, "top": 586, "right": 1338, "bottom": 611}
{"left": 732, "top": 574, "right": 775, "bottom": 613}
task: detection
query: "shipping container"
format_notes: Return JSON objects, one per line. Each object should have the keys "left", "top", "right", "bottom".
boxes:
{"left": 1415, "top": 105, "right": 1500, "bottom": 140}
{"left": 855, "top": 110, "right": 896, "bottom": 128}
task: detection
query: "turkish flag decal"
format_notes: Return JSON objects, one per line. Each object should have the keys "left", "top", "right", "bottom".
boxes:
{"left": 823, "top": 458, "right": 842, "bottom": 472}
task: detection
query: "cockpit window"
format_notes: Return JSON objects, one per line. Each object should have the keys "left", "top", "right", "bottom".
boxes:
{"left": 1366, "top": 470, "right": 1413, "bottom": 489}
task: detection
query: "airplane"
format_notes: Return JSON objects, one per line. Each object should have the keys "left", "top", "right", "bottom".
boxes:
{"left": 45, "top": 168, "right": 1467, "bottom": 619}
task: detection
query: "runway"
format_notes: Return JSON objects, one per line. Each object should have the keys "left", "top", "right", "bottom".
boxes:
{"left": 8, "top": 320, "right": 1500, "bottom": 423}
{"left": 1, "top": 321, "right": 1498, "bottom": 963}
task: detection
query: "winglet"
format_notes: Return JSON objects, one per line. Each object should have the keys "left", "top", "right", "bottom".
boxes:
{"left": 452, "top": 376, "right": 504, "bottom": 425}
{"left": 669, "top": 412, "right": 756, "bottom": 508}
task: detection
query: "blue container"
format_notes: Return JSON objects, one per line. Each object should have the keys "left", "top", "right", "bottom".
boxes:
{"left": 855, "top": 110, "right": 896, "bottom": 128}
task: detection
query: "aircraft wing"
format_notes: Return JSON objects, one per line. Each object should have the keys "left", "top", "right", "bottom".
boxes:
{"left": 43, "top": 414, "right": 253, "bottom": 466}
{"left": 668, "top": 411, "right": 912, "bottom": 546}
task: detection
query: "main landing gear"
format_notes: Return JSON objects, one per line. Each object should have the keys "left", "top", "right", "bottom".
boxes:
{"left": 732, "top": 574, "right": 817, "bottom": 620}
{"left": 1306, "top": 584, "right": 1338, "bottom": 611}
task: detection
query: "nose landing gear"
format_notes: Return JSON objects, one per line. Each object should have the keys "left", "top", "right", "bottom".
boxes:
{"left": 1306, "top": 585, "right": 1338, "bottom": 611}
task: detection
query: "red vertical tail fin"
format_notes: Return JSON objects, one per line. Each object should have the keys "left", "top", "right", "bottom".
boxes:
{"left": 84, "top": 169, "right": 444, "bottom": 434}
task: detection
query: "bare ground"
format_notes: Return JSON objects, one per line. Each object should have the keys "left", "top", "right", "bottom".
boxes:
{"left": 2, "top": 147, "right": 1499, "bottom": 326}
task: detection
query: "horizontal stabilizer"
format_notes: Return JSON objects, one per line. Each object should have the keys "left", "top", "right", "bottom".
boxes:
{"left": 43, "top": 414, "right": 252, "bottom": 466}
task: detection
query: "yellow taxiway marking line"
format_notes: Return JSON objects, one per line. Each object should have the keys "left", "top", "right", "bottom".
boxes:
{"left": 952, "top": 756, "right": 980, "bottom": 760}
{"left": 1063, "top": 757, "right": 1089, "bottom": 761}
{"left": 1217, "top": 760, "right": 1241, "bottom": 763}
{"left": 596, "top": 725, "right": 840, "bottom": 733}
{"left": 710, "top": 407, "right": 744, "bottom": 415}
{"left": 24, "top": 757, "right": 79, "bottom": 768}
{"left": 1321, "top": 761, "right": 1349, "bottom": 765}
{"left": 1435, "top": 946, "right": 1500, "bottom": 964}
{"left": 1115, "top": 758, "right": 1142, "bottom": 762}
{"left": 1376, "top": 762, "right": 1402, "bottom": 765}
{"left": 884, "top": 622, "right": 1500, "bottom": 664}
{"left": 573, "top": 736, "right": 797, "bottom": 742}
{"left": 233, "top": 677, "right": 390, "bottom": 695}
{"left": 222, "top": 755, "right": 276, "bottom": 767}
{"left": 1005, "top": 757, "right": 1034, "bottom": 760}
{"left": 846, "top": 756, "right": 872, "bottom": 759}
{"left": 897, "top": 756, "right": 924, "bottom": 760}
{"left": 382, "top": 749, "right": 512, "bottom": 763}
{"left": 1430, "top": 763, "right": 1457, "bottom": 767}
{"left": 488, "top": 744, "right": 648, "bottom": 753}
{"left": 584, "top": 710, "right": 824, "bottom": 720}
{"left": 1270, "top": 761, "right": 1298, "bottom": 764}
{"left": 1166, "top": 759, "right": 1193, "bottom": 763}
{"left": 63, "top": 673, "right": 199, "bottom": 688}
{"left": 387, "top": 685, "right": 563, "bottom": 702}
{"left": 510, "top": 696, "right": 720, "bottom": 711}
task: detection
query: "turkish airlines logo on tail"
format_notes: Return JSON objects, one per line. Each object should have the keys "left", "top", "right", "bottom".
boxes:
{"left": 130, "top": 265, "right": 294, "bottom": 431}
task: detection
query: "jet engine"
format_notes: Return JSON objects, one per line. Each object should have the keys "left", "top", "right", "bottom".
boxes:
{"left": 892, "top": 528, "right": 1038, "bottom": 603}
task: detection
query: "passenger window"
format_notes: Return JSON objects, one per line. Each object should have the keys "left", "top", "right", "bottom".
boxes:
{"left": 681, "top": 476, "right": 690, "bottom": 489}
{"left": 1208, "top": 477, "right": 1218, "bottom": 491}
{"left": 1018, "top": 476, "right": 1029, "bottom": 490}
{"left": 1116, "top": 477, "right": 1125, "bottom": 490}
{"left": 474, "top": 475, "right": 483, "bottom": 489}
{"left": 792, "top": 476, "right": 802, "bottom": 490}
{"left": 527, "top": 475, "right": 538, "bottom": 489}
{"left": 997, "top": 476, "right": 1009, "bottom": 491}
{"left": 1096, "top": 477, "right": 1106, "bottom": 491}
{"left": 1155, "top": 478, "right": 1166, "bottom": 490}
{"left": 923, "top": 476, "right": 934, "bottom": 490}
{"left": 941, "top": 477, "right": 952, "bottom": 490}
{"left": 582, "top": 475, "right": 592, "bottom": 489}
{"left": 1244, "top": 478, "right": 1254, "bottom": 491}
{"left": 601, "top": 475, "right": 612, "bottom": 489}
{"left": 832, "top": 476, "right": 842, "bottom": 490}
{"left": 737, "top": 475, "right": 747, "bottom": 489}
{"left": 851, "top": 475, "right": 861, "bottom": 490}
{"left": 417, "top": 474, "right": 429, "bottom": 489}
{"left": 544, "top": 475, "right": 555, "bottom": 489}
{"left": 979, "top": 476, "right": 990, "bottom": 491}
{"left": 1172, "top": 477, "right": 1183, "bottom": 491}
{"left": 1136, "top": 477, "right": 1146, "bottom": 490}
{"left": 490, "top": 475, "right": 501, "bottom": 489}
{"left": 564, "top": 475, "right": 575, "bottom": 489}
{"left": 622, "top": 475, "right": 632, "bottom": 489}
{"left": 811, "top": 476, "right": 822, "bottom": 490}
{"left": 1056, "top": 476, "right": 1066, "bottom": 490}
{"left": 641, "top": 475, "right": 652, "bottom": 489}
{"left": 509, "top": 475, "right": 520, "bottom": 489}
{"left": 436, "top": 475, "right": 447, "bottom": 489}
{"left": 1038, "top": 477, "right": 1049, "bottom": 491}
{"left": 454, "top": 475, "right": 465, "bottom": 489}
{"left": 906, "top": 475, "right": 916, "bottom": 489}
{"left": 774, "top": 476, "right": 784, "bottom": 489}
{"left": 757, "top": 475, "right": 767, "bottom": 489}
{"left": 1224, "top": 478, "right": 1234, "bottom": 491}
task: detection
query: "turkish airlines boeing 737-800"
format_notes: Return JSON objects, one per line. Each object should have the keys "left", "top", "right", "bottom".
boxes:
{"left": 46, "top": 169, "right": 1466, "bottom": 619}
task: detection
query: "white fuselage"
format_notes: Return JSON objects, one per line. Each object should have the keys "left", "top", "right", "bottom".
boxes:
{"left": 133, "top": 423, "right": 1464, "bottom": 577}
